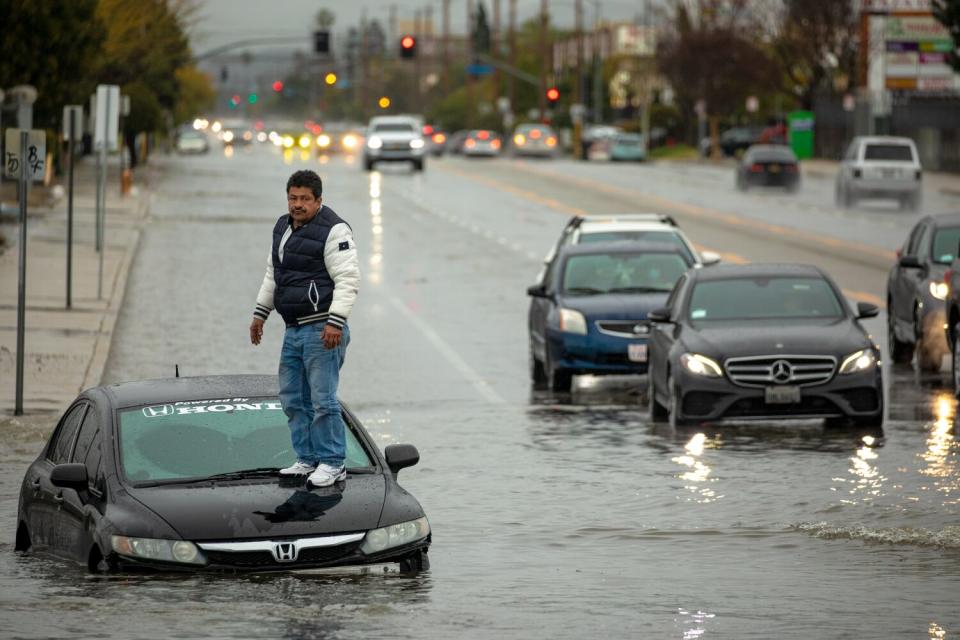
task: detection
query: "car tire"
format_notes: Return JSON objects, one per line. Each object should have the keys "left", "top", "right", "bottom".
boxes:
{"left": 414, "top": 160, "right": 425, "bottom": 172}
{"left": 364, "top": 160, "right": 375, "bottom": 172}
{"left": 547, "top": 354, "right": 573, "bottom": 393}
{"left": 530, "top": 347, "right": 548, "bottom": 390}
{"left": 648, "top": 373, "right": 668, "bottom": 422}
{"left": 667, "top": 375, "right": 691, "bottom": 428}
{"left": 399, "top": 548, "right": 430, "bottom": 573}
{"left": 915, "top": 311, "right": 942, "bottom": 372}
{"left": 888, "top": 302, "right": 914, "bottom": 364}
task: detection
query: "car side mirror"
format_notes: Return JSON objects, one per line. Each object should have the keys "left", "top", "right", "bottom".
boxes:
{"left": 527, "top": 284, "right": 550, "bottom": 298}
{"left": 385, "top": 444, "right": 420, "bottom": 475}
{"left": 857, "top": 302, "right": 880, "bottom": 319}
{"left": 648, "top": 307, "right": 672, "bottom": 323}
{"left": 700, "top": 251, "right": 721, "bottom": 266}
{"left": 898, "top": 255, "right": 924, "bottom": 269}
{"left": 50, "top": 463, "right": 89, "bottom": 490}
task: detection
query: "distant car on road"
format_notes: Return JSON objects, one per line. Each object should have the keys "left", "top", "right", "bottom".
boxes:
{"left": 609, "top": 133, "right": 646, "bottom": 162}
{"left": 835, "top": 136, "right": 922, "bottom": 210}
{"left": 735, "top": 145, "right": 800, "bottom": 192}
{"left": 541, "top": 213, "right": 721, "bottom": 280}
{"left": 511, "top": 124, "right": 558, "bottom": 158}
{"left": 700, "top": 126, "right": 763, "bottom": 158}
{"left": 892, "top": 214, "right": 960, "bottom": 371}
{"left": 363, "top": 115, "right": 427, "bottom": 171}
{"left": 175, "top": 131, "right": 209, "bottom": 154}
{"left": 647, "top": 264, "right": 883, "bottom": 429}
{"left": 581, "top": 124, "right": 621, "bottom": 159}
{"left": 527, "top": 242, "right": 694, "bottom": 392}
{"left": 462, "top": 130, "right": 502, "bottom": 157}
{"left": 16, "top": 375, "right": 431, "bottom": 574}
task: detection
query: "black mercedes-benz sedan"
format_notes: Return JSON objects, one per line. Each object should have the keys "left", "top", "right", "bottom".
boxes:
{"left": 15, "top": 375, "right": 430, "bottom": 573}
{"left": 647, "top": 264, "right": 883, "bottom": 429}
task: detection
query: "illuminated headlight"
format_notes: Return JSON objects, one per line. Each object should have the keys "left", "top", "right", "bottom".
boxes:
{"left": 559, "top": 308, "right": 588, "bottom": 335}
{"left": 222, "top": 131, "right": 234, "bottom": 143}
{"left": 282, "top": 135, "right": 295, "bottom": 148}
{"left": 839, "top": 349, "right": 877, "bottom": 374}
{"left": 317, "top": 134, "right": 331, "bottom": 148}
{"left": 298, "top": 134, "right": 312, "bottom": 149}
{"left": 514, "top": 134, "right": 526, "bottom": 145}
{"left": 342, "top": 134, "right": 358, "bottom": 149}
{"left": 410, "top": 138, "right": 425, "bottom": 149}
{"left": 367, "top": 136, "right": 383, "bottom": 150}
{"left": 680, "top": 353, "right": 723, "bottom": 377}
{"left": 111, "top": 535, "right": 206, "bottom": 565}
{"left": 929, "top": 281, "right": 949, "bottom": 300}
{"left": 360, "top": 517, "right": 430, "bottom": 555}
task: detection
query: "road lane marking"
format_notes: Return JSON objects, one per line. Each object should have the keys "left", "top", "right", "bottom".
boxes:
{"left": 390, "top": 296, "right": 507, "bottom": 405}
{"left": 440, "top": 164, "right": 886, "bottom": 308}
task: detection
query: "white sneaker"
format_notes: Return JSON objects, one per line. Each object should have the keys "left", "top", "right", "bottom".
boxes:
{"left": 307, "top": 463, "right": 346, "bottom": 487}
{"left": 279, "top": 461, "right": 316, "bottom": 476}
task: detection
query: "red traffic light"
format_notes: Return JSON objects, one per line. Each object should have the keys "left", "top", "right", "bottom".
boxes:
{"left": 272, "top": 80, "right": 284, "bottom": 92}
{"left": 546, "top": 87, "right": 560, "bottom": 103}
{"left": 401, "top": 36, "right": 416, "bottom": 49}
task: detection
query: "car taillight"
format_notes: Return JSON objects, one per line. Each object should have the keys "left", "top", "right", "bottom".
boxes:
{"left": 465, "top": 139, "right": 476, "bottom": 148}
{"left": 946, "top": 269, "right": 953, "bottom": 285}
{"left": 433, "top": 133, "right": 446, "bottom": 143}
{"left": 546, "top": 137, "right": 557, "bottom": 147}
{"left": 530, "top": 129, "right": 542, "bottom": 140}
{"left": 749, "top": 163, "right": 763, "bottom": 173}
{"left": 492, "top": 139, "right": 501, "bottom": 149}
{"left": 514, "top": 134, "right": 526, "bottom": 145}
{"left": 478, "top": 130, "right": 490, "bottom": 140}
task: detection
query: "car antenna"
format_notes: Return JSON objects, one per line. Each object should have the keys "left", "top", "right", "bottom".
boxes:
{"left": 175, "top": 364, "right": 180, "bottom": 378}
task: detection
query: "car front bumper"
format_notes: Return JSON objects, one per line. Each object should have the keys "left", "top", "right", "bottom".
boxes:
{"left": 365, "top": 147, "right": 425, "bottom": 162}
{"left": 672, "top": 365, "right": 882, "bottom": 423}
{"left": 547, "top": 329, "right": 650, "bottom": 375}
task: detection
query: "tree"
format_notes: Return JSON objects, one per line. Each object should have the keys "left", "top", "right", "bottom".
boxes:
{"left": 933, "top": 0, "right": 960, "bottom": 72}
{"left": 0, "top": 0, "right": 105, "bottom": 130}
{"left": 774, "top": 0, "right": 858, "bottom": 109}
{"left": 173, "top": 65, "right": 215, "bottom": 125}
{"left": 473, "top": 2, "right": 492, "bottom": 55}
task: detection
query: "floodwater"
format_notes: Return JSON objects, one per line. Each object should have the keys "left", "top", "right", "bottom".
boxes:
{"left": 1, "top": 146, "right": 957, "bottom": 639}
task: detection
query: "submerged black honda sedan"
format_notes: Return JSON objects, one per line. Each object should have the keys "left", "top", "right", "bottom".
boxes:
{"left": 15, "top": 375, "right": 430, "bottom": 573}
{"left": 647, "top": 264, "right": 883, "bottom": 429}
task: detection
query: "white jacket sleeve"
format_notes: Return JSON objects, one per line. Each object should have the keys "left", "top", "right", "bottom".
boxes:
{"left": 323, "top": 222, "right": 360, "bottom": 329}
{"left": 253, "top": 250, "right": 275, "bottom": 321}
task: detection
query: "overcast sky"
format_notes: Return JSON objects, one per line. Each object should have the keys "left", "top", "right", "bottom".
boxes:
{"left": 190, "top": 0, "right": 650, "bottom": 55}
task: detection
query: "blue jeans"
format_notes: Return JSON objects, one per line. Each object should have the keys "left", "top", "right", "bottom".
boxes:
{"left": 278, "top": 322, "right": 350, "bottom": 467}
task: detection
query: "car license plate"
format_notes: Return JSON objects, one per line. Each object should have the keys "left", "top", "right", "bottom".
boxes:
{"left": 628, "top": 343, "right": 648, "bottom": 362}
{"left": 882, "top": 168, "right": 899, "bottom": 178}
{"left": 765, "top": 386, "right": 801, "bottom": 404}
{"left": 768, "top": 164, "right": 781, "bottom": 173}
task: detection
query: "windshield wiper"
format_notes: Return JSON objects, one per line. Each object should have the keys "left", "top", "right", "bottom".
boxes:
{"left": 608, "top": 286, "right": 672, "bottom": 294}
{"left": 564, "top": 286, "right": 605, "bottom": 295}
{"left": 146, "top": 467, "right": 283, "bottom": 485}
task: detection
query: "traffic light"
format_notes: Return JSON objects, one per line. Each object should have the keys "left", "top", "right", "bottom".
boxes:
{"left": 400, "top": 35, "right": 416, "bottom": 59}
{"left": 378, "top": 96, "right": 391, "bottom": 109}
{"left": 325, "top": 72, "right": 337, "bottom": 86}
{"left": 314, "top": 30, "right": 330, "bottom": 54}
{"left": 248, "top": 93, "right": 258, "bottom": 104}
{"left": 272, "top": 80, "right": 284, "bottom": 92}
{"left": 546, "top": 87, "right": 560, "bottom": 104}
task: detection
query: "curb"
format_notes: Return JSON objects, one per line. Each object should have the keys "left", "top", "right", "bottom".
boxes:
{"left": 80, "top": 191, "right": 149, "bottom": 391}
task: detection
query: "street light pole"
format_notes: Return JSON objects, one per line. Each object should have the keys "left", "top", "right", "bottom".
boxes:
{"left": 539, "top": 0, "right": 549, "bottom": 122}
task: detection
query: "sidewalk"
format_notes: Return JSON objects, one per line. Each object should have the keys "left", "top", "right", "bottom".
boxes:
{"left": 0, "top": 157, "right": 149, "bottom": 414}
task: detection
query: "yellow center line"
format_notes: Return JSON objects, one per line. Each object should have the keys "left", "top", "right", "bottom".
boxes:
{"left": 439, "top": 164, "right": 886, "bottom": 309}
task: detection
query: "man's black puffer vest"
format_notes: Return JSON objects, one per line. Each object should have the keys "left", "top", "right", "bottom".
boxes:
{"left": 272, "top": 205, "right": 349, "bottom": 327}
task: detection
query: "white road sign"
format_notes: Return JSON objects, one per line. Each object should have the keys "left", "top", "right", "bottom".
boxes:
{"left": 62, "top": 105, "right": 84, "bottom": 141}
{"left": 94, "top": 84, "right": 120, "bottom": 150}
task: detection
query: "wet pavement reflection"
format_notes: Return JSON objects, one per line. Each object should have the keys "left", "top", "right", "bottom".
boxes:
{"left": 1, "top": 148, "right": 958, "bottom": 638}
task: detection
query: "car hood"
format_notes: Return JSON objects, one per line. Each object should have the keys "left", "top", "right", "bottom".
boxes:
{"left": 126, "top": 475, "right": 386, "bottom": 541}
{"left": 561, "top": 292, "right": 670, "bottom": 320}
{"left": 682, "top": 318, "right": 870, "bottom": 360}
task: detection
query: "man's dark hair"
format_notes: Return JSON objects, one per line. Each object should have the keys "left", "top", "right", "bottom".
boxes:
{"left": 286, "top": 170, "right": 323, "bottom": 198}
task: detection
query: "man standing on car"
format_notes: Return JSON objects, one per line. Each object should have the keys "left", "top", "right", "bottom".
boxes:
{"left": 249, "top": 170, "right": 360, "bottom": 487}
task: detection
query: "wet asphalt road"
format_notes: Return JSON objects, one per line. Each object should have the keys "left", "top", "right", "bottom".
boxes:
{"left": 1, "top": 144, "right": 959, "bottom": 639}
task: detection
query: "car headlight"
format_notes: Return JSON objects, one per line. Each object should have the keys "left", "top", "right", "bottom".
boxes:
{"left": 929, "top": 281, "right": 949, "bottom": 300}
{"left": 367, "top": 136, "right": 383, "bottom": 150}
{"left": 410, "top": 138, "right": 425, "bottom": 149}
{"left": 559, "top": 308, "right": 588, "bottom": 335}
{"left": 317, "top": 134, "right": 331, "bottom": 148}
{"left": 342, "top": 134, "right": 358, "bottom": 149}
{"left": 111, "top": 535, "right": 206, "bottom": 565}
{"left": 680, "top": 353, "right": 723, "bottom": 377}
{"left": 360, "top": 517, "right": 430, "bottom": 555}
{"left": 839, "top": 349, "right": 877, "bottom": 374}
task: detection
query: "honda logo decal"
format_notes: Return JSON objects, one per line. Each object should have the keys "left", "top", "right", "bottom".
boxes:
{"left": 273, "top": 542, "right": 298, "bottom": 562}
{"left": 770, "top": 360, "right": 793, "bottom": 384}
{"left": 142, "top": 404, "right": 175, "bottom": 418}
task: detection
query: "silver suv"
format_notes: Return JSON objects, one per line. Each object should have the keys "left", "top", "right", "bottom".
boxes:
{"left": 835, "top": 136, "right": 922, "bottom": 210}
{"left": 363, "top": 115, "right": 426, "bottom": 172}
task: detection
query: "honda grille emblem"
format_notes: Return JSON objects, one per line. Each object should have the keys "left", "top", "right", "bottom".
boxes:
{"left": 273, "top": 542, "right": 298, "bottom": 562}
{"left": 771, "top": 360, "right": 793, "bottom": 384}
{"left": 142, "top": 404, "right": 175, "bottom": 418}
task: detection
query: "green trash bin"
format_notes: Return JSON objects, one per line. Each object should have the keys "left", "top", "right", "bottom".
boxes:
{"left": 787, "top": 110, "right": 814, "bottom": 159}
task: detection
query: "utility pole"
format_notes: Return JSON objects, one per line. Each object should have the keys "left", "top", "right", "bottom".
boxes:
{"left": 509, "top": 0, "right": 517, "bottom": 122}
{"left": 389, "top": 5, "right": 398, "bottom": 45}
{"left": 466, "top": 0, "right": 475, "bottom": 127}
{"left": 360, "top": 9, "right": 368, "bottom": 117}
{"left": 443, "top": 0, "right": 451, "bottom": 92}
{"left": 573, "top": 0, "right": 583, "bottom": 158}
{"left": 592, "top": 2, "right": 603, "bottom": 123}
{"left": 493, "top": 0, "right": 501, "bottom": 100}
{"left": 538, "top": 0, "right": 549, "bottom": 122}
{"left": 415, "top": 8, "right": 424, "bottom": 105}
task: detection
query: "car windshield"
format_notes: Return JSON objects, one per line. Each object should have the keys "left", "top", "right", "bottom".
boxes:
{"left": 373, "top": 123, "right": 415, "bottom": 133}
{"left": 562, "top": 252, "right": 689, "bottom": 295}
{"left": 118, "top": 398, "right": 373, "bottom": 484}
{"left": 864, "top": 144, "right": 914, "bottom": 162}
{"left": 932, "top": 226, "right": 960, "bottom": 264}
{"left": 688, "top": 277, "right": 844, "bottom": 321}
{"left": 579, "top": 231, "right": 694, "bottom": 262}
